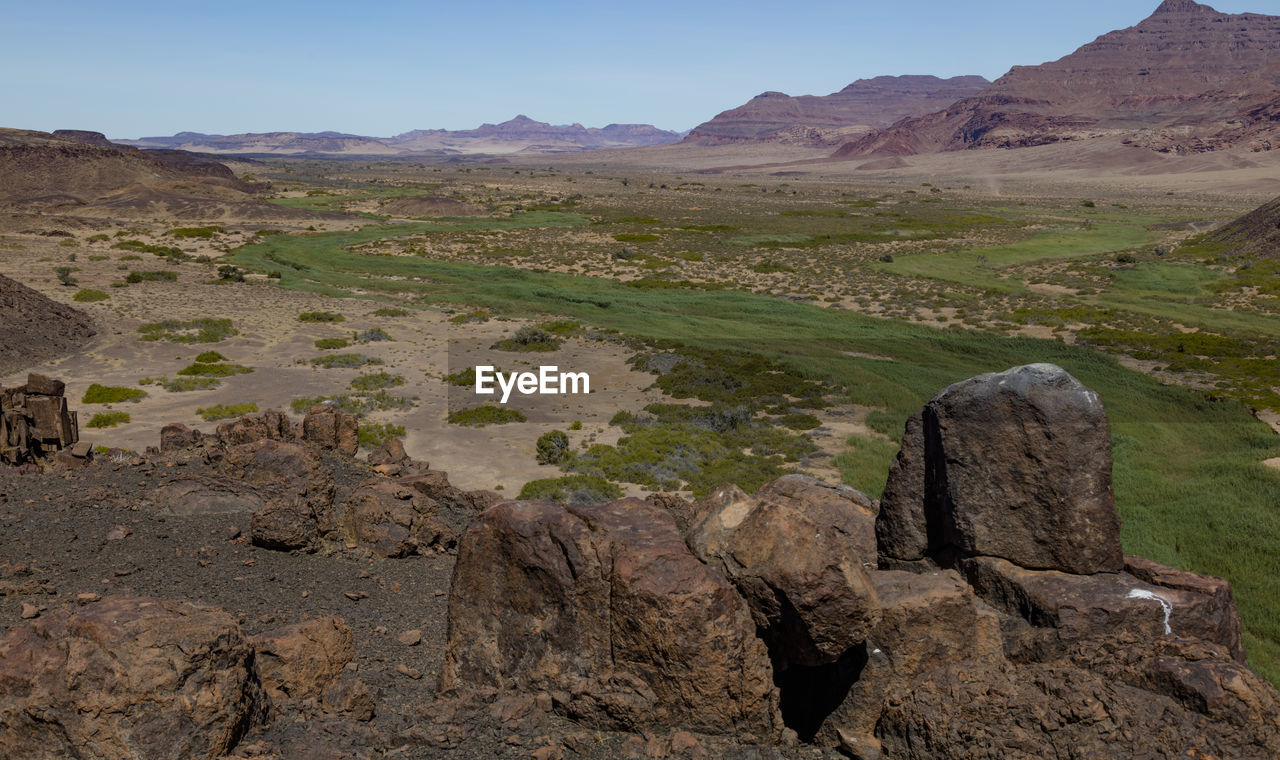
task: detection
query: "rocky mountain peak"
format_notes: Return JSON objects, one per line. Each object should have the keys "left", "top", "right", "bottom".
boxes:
{"left": 1151, "top": 0, "right": 1214, "bottom": 15}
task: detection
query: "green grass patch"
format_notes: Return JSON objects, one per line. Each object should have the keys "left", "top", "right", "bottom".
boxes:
{"left": 176, "top": 362, "right": 252, "bottom": 377}
{"left": 125, "top": 270, "right": 178, "bottom": 283}
{"left": 448, "top": 405, "right": 527, "bottom": 426}
{"left": 518, "top": 474, "right": 623, "bottom": 504}
{"left": 194, "top": 351, "right": 227, "bottom": 363}
{"left": 82, "top": 384, "right": 146, "bottom": 404}
{"left": 350, "top": 371, "right": 404, "bottom": 391}
{"left": 371, "top": 307, "right": 410, "bottom": 317}
{"left": 137, "top": 318, "right": 236, "bottom": 343}
{"left": 833, "top": 435, "right": 900, "bottom": 499}
{"left": 86, "top": 411, "right": 130, "bottom": 428}
{"left": 358, "top": 422, "right": 406, "bottom": 449}
{"left": 314, "top": 337, "right": 350, "bottom": 350}
{"left": 196, "top": 403, "right": 258, "bottom": 421}
{"left": 163, "top": 377, "right": 221, "bottom": 392}
{"left": 169, "top": 226, "right": 224, "bottom": 239}
{"left": 72, "top": 288, "right": 108, "bottom": 302}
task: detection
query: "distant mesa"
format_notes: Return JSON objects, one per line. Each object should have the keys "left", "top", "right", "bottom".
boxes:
{"left": 834, "top": 1, "right": 1280, "bottom": 158}
{"left": 117, "top": 116, "right": 684, "bottom": 157}
{"left": 683, "top": 75, "right": 991, "bottom": 147}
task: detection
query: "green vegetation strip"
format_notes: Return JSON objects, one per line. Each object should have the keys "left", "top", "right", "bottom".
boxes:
{"left": 233, "top": 221, "right": 1280, "bottom": 683}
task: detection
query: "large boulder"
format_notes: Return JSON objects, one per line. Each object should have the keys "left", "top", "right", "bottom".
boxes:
{"left": 340, "top": 476, "right": 457, "bottom": 557}
{"left": 687, "top": 477, "right": 880, "bottom": 669}
{"left": 877, "top": 364, "right": 1122, "bottom": 574}
{"left": 438, "top": 498, "right": 783, "bottom": 740}
{"left": 222, "top": 440, "right": 335, "bottom": 551}
{"left": 301, "top": 403, "right": 358, "bottom": 456}
{"left": 252, "top": 617, "right": 354, "bottom": 706}
{"left": 0, "top": 596, "right": 265, "bottom": 760}
{"left": 216, "top": 409, "right": 297, "bottom": 447}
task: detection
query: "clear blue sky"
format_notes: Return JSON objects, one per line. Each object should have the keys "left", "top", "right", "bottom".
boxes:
{"left": 3, "top": 1, "right": 1273, "bottom": 138}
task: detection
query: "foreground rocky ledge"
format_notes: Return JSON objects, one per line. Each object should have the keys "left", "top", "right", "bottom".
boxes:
{"left": 0, "top": 364, "right": 1275, "bottom": 758}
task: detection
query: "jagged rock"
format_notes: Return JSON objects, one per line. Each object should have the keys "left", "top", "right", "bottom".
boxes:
{"left": 302, "top": 404, "right": 358, "bottom": 456}
{"left": 961, "top": 555, "right": 1245, "bottom": 660}
{"left": 438, "top": 498, "right": 783, "bottom": 739}
{"left": 366, "top": 437, "right": 409, "bottom": 467}
{"left": 688, "top": 476, "right": 880, "bottom": 668}
{"left": 322, "top": 678, "right": 376, "bottom": 722}
{"left": 216, "top": 410, "right": 297, "bottom": 447}
{"left": 340, "top": 476, "right": 456, "bottom": 557}
{"left": 812, "top": 570, "right": 1002, "bottom": 743}
{"left": 645, "top": 491, "right": 699, "bottom": 535}
{"left": 251, "top": 496, "right": 322, "bottom": 551}
{"left": 877, "top": 363, "right": 1122, "bottom": 574}
{"left": 0, "top": 596, "right": 265, "bottom": 759}
{"left": 874, "top": 411, "right": 929, "bottom": 563}
{"left": 401, "top": 470, "right": 501, "bottom": 514}
{"left": 875, "top": 633, "right": 1280, "bottom": 759}
{"left": 252, "top": 617, "right": 354, "bottom": 707}
{"left": 1124, "top": 554, "right": 1245, "bottom": 661}
{"left": 160, "top": 422, "right": 204, "bottom": 451}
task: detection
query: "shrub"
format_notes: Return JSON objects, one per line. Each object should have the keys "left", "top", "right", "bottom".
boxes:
{"left": 53, "top": 266, "right": 77, "bottom": 286}
{"left": 569, "top": 420, "right": 583, "bottom": 431}
{"left": 448, "top": 310, "right": 489, "bottom": 324}
{"left": 112, "top": 240, "right": 187, "bottom": 259}
{"left": 196, "top": 403, "right": 258, "bottom": 421}
{"left": 72, "top": 289, "right": 108, "bottom": 302}
{"left": 314, "top": 337, "right": 350, "bottom": 350}
{"left": 310, "top": 353, "right": 384, "bottom": 369}
{"left": 350, "top": 372, "right": 404, "bottom": 391}
{"left": 1081, "top": 200, "right": 1096, "bottom": 208}
{"left": 82, "top": 384, "right": 147, "bottom": 404}
{"left": 194, "top": 351, "right": 227, "bottom": 363}
{"left": 86, "top": 234, "right": 109, "bottom": 243}
{"left": 87, "top": 411, "right": 130, "bottom": 428}
{"left": 613, "top": 233, "right": 659, "bottom": 243}
{"left": 217, "top": 265, "right": 245, "bottom": 282}
{"left": 163, "top": 377, "right": 221, "bottom": 392}
{"left": 492, "top": 325, "right": 561, "bottom": 352}
{"left": 372, "top": 307, "right": 409, "bottom": 317}
{"left": 169, "top": 226, "right": 224, "bottom": 238}
{"left": 445, "top": 368, "right": 477, "bottom": 386}
{"left": 298, "top": 311, "right": 345, "bottom": 323}
{"left": 353, "top": 328, "right": 392, "bottom": 343}
{"left": 536, "top": 430, "right": 571, "bottom": 465}
{"left": 138, "top": 318, "right": 236, "bottom": 344}
{"left": 176, "top": 362, "right": 252, "bottom": 377}
{"left": 779, "top": 413, "right": 821, "bottom": 431}
{"left": 517, "top": 475, "right": 623, "bottom": 504}
{"left": 448, "top": 405, "right": 527, "bottom": 426}
{"left": 358, "top": 423, "right": 406, "bottom": 449}
{"left": 539, "top": 319, "right": 582, "bottom": 336}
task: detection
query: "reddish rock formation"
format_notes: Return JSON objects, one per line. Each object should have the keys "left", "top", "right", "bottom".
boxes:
{"left": 0, "top": 596, "right": 266, "bottom": 760}
{"left": 837, "top": 1, "right": 1280, "bottom": 157}
{"left": 685, "top": 76, "right": 990, "bottom": 146}
{"left": 438, "top": 498, "right": 783, "bottom": 739}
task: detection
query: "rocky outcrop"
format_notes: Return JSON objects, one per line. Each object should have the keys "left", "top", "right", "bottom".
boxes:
{"left": 300, "top": 403, "right": 358, "bottom": 455}
{"left": 0, "top": 596, "right": 266, "bottom": 760}
{"left": 252, "top": 617, "right": 356, "bottom": 706}
{"left": 438, "top": 498, "right": 783, "bottom": 739}
{"left": 687, "top": 477, "right": 880, "bottom": 669}
{"left": 340, "top": 476, "right": 457, "bottom": 557}
{"left": 222, "top": 439, "right": 335, "bottom": 551}
{"left": 0, "top": 373, "right": 80, "bottom": 466}
{"left": 877, "top": 363, "right": 1122, "bottom": 574}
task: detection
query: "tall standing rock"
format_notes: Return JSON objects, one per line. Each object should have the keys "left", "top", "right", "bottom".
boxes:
{"left": 438, "top": 498, "right": 783, "bottom": 740}
{"left": 877, "top": 364, "right": 1122, "bottom": 574}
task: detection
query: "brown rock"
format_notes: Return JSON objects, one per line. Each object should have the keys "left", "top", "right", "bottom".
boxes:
{"left": 874, "top": 411, "right": 930, "bottom": 563}
{"left": 18, "top": 603, "right": 38, "bottom": 619}
{"left": 753, "top": 474, "right": 877, "bottom": 564}
{"left": 962, "top": 555, "right": 1244, "bottom": 659}
{"left": 340, "top": 476, "right": 455, "bottom": 557}
{"left": 878, "top": 364, "right": 1122, "bottom": 574}
{"left": 645, "top": 491, "right": 699, "bottom": 536}
{"left": 439, "top": 498, "right": 782, "bottom": 738}
{"left": 252, "top": 616, "right": 353, "bottom": 705}
{"left": 397, "top": 629, "right": 422, "bottom": 646}
{"left": 24, "top": 373, "right": 64, "bottom": 397}
{"left": 366, "top": 436, "right": 409, "bottom": 467}
{"left": 321, "top": 677, "right": 375, "bottom": 722}
{"left": 1124, "top": 554, "right": 1245, "bottom": 662}
{"left": 301, "top": 403, "right": 358, "bottom": 456}
{"left": 688, "top": 477, "right": 880, "bottom": 669}
{"left": 251, "top": 496, "right": 321, "bottom": 551}
{"left": 159, "top": 422, "right": 203, "bottom": 452}
{"left": 0, "top": 596, "right": 265, "bottom": 759}
{"left": 149, "top": 475, "right": 264, "bottom": 516}
{"left": 216, "top": 409, "right": 296, "bottom": 447}
{"left": 223, "top": 440, "right": 335, "bottom": 551}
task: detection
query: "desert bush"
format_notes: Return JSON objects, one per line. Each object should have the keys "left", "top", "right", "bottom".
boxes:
{"left": 82, "top": 384, "right": 146, "bottom": 404}
{"left": 72, "top": 289, "right": 108, "bottom": 302}
{"left": 517, "top": 474, "right": 623, "bottom": 504}
{"left": 163, "top": 377, "right": 221, "bottom": 392}
{"left": 358, "top": 423, "right": 406, "bottom": 449}
{"left": 536, "top": 430, "right": 571, "bottom": 465}
{"left": 53, "top": 266, "right": 77, "bottom": 286}
{"left": 314, "top": 337, "right": 350, "bottom": 350}
{"left": 217, "top": 265, "right": 245, "bottom": 282}
{"left": 169, "top": 226, "right": 224, "bottom": 238}
{"left": 372, "top": 307, "right": 410, "bottom": 317}
{"left": 196, "top": 403, "right": 258, "bottom": 421}
{"left": 448, "top": 405, "right": 527, "bottom": 426}
{"left": 194, "top": 351, "right": 227, "bottom": 363}
{"left": 350, "top": 371, "right": 404, "bottom": 391}
{"left": 492, "top": 325, "right": 561, "bottom": 352}
{"left": 87, "top": 411, "right": 130, "bottom": 428}
{"left": 353, "top": 328, "right": 392, "bottom": 343}
{"left": 448, "top": 310, "right": 489, "bottom": 324}
{"left": 176, "top": 362, "right": 252, "bottom": 377}
{"left": 298, "top": 311, "right": 345, "bottom": 323}
{"left": 125, "top": 270, "right": 178, "bottom": 283}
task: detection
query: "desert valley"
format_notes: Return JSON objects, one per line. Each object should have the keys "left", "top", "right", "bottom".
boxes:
{"left": 3, "top": 1, "right": 1280, "bottom": 758}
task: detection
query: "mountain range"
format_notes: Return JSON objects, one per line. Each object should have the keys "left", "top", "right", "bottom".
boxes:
{"left": 835, "top": 0, "right": 1280, "bottom": 158}
{"left": 117, "top": 116, "right": 683, "bottom": 156}
{"left": 683, "top": 75, "right": 991, "bottom": 147}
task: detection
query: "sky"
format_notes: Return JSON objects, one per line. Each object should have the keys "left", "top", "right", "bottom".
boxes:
{"left": 3, "top": 0, "right": 1275, "bottom": 138}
